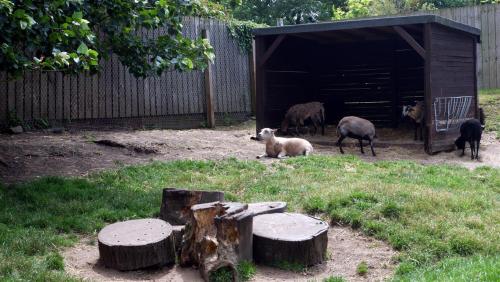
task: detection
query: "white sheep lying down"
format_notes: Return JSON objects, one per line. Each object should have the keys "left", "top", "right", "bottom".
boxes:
{"left": 255, "top": 128, "right": 313, "bottom": 159}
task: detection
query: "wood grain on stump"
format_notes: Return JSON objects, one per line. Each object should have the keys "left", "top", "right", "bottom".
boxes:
{"left": 98, "top": 218, "right": 175, "bottom": 271}
{"left": 253, "top": 213, "right": 328, "bottom": 267}
{"left": 247, "top": 201, "right": 287, "bottom": 216}
{"left": 159, "top": 188, "right": 224, "bottom": 225}
{"left": 180, "top": 202, "right": 253, "bottom": 281}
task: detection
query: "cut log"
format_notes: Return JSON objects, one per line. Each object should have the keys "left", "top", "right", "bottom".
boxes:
{"left": 247, "top": 201, "right": 287, "bottom": 216}
{"left": 159, "top": 188, "right": 224, "bottom": 225}
{"left": 180, "top": 202, "right": 253, "bottom": 281}
{"left": 171, "top": 225, "right": 185, "bottom": 257}
{"left": 253, "top": 213, "right": 328, "bottom": 267}
{"left": 98, "top": 218, "right": 175, "bottom": 271}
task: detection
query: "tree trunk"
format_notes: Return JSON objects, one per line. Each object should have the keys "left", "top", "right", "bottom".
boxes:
{"left": 98, "top": 218, "right": 175, "bottom": 271}
{"left": 160, "top": 188, "right": 224, "bottom": 225}
{"left": 253, "top": 213, "right": 328, "bottom": 267}
{"left": 180, "top": 202, "right": 253, "bottom": 281}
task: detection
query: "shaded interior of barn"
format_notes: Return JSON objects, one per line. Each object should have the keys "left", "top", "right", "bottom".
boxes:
{"left": 260, "top": 24, "right": 426, "bottom": 140}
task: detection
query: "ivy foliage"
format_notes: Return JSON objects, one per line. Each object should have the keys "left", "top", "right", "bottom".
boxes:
{"left": 0, "top": 0, "right": 215, "bottom": 78}
{"left": 227, "top": 19, "right": 267, "bottom": 52}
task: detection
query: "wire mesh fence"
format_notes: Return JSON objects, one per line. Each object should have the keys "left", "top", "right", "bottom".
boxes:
{"left": 0, "top": 17, "right": 251, "bottom": 129}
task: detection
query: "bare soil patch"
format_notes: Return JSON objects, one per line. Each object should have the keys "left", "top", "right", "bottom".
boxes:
{"left": 63, "top": 226, "right": 397, "bottom": 282}
{"left": 1, "top": 121, "right": 498, "bottom": 184}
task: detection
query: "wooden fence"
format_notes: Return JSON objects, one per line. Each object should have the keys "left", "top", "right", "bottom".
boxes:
{"left": 417, "top": 3, "right": 500, "bottom": 89}
{"left": 0, "top": 17, "right": 251, "bottom": 129}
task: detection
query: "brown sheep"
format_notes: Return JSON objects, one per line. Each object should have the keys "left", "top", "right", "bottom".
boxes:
{"left": 402, "top": 101, "right": 425, "bottom": 141}
{"left": 281, "top": 102, "right": 325, "bottom": 136}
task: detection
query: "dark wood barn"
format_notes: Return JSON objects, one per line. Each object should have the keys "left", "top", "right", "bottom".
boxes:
{"left": 252, "top": 15, "right": 481, "bottom": 154}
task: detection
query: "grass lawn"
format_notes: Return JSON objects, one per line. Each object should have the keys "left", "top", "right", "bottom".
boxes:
{"left": 479, "top": 88, "right": 500, "bottom": 139}
{"left": 1, "top": 157, "right": 499, "bottom": 281}
{"left": 1, "top": 90, "right": 499, "bottom": 281}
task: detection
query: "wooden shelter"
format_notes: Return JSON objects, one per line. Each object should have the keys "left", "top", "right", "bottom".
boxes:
{"left": 252, "top": 15, "right": 481, "bottom": 154}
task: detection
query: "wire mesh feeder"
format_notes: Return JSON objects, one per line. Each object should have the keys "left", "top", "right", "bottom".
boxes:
{"left": 433, "top": 96, "right": 473, "bottom": 132}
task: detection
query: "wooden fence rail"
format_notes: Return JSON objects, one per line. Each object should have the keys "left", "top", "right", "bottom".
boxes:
{"left": 0, "top": 17, "right": 251, "bottom": 128}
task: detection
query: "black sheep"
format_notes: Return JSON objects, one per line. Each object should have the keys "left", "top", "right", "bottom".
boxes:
{"left": 455, "top": 119, "right": 483, "bottom": 160}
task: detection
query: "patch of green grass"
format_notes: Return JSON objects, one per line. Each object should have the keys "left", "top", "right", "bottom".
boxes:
{"left": 395, "top": 255, "right": 500, "bottom": 282}
{"left": 0, "top": 156, "right": 499, "bottom": 281}
{"left": 479, "top": 88, "right": 500, "bottom": 139}
{"left": 356, "top": 261, "right": 368, "bottom": 276}
{"left": 209, "top": 266, "right": 234, "bottom": 282}
{"left": 323, "top": 276, "right": 346, "bottom": 282}
{"left": 237, "top": 261, "right": 256, "bottom": 281}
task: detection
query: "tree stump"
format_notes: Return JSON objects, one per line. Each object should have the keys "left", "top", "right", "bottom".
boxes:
{"left": 247, "top": 201, "right": 287, "bottom": 216}
{"left": 180, "top": 202, "right": 253, "bottom": 281}
{"left": 98, "top": 218, "right": 175, "bottom": 271}
{"left": 159, "top": 188, "right": 224, "bottom": 225}
{"left": 253, "top": 213, "right": 328, "bottom": 267}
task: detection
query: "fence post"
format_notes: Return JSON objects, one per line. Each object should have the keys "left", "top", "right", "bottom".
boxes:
{"left": 202, "top": 29, "right": 215, "bottom": 128}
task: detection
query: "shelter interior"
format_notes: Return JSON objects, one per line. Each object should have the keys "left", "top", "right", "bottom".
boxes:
{"left": 255, "top": 16, "right": 479, "bottom": 152}
{"left": 260, "top": 24, "right": 426, "bottom": 132}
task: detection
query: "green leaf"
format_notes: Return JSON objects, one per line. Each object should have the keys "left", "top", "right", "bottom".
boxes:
{"left": 19, "top": 20, "right": 27, "bottom": 30}
{"left": 77, "top": 43, "right": 88, "bottom": 55}
{"left": 181, "top": 57, "right": 193, "bottom": 69}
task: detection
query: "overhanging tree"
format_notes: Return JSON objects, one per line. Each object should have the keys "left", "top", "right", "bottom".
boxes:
{"left": 0, "top": 0, "right": 215, "bottom": 78}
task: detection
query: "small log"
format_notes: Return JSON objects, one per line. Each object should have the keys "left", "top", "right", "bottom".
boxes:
{"left": 160, "top": 188, "right": 224, "bottom": 225}
{"left": 171, "top": 225, "right": 185, "bottom": 257}
{"left": 247, "top": 201, "right": 287, "bottom": 216}
{"left": 98, "top": 218, "right": 175, "bottom": 271}
{"left": 253, "top": 213, "right": 328, "bottom": 267}
{"left": 180, "top": 202, "right": 253, "bottom": 281}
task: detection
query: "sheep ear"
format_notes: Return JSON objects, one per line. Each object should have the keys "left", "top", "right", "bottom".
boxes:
{"left": 271, "top": 128, "right": 278, "bottom": 133}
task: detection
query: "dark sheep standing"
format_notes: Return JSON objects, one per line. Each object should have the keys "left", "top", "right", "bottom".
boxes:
{"left": 336, "top": 116, "right": 376, "bottom": 156}
{"left": 281, "top": 102, "right": 325, "bottom": 136}
{"left": 455, "top": 116, "right": 484, "bottom": 160}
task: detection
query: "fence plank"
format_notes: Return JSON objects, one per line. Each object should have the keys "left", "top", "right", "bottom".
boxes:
{"left": 496, "top": 4, "right": 500, "bottom": 88}
{"left": 1, "top": 17, "right": 251, "bottom": 125}
{"left": 0, "top": 73, "right": 7, "bottom": 121}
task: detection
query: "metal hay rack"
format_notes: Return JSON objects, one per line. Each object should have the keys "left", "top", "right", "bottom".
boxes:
{"left": 433, "top": 96, "right": 473, "bottom": 132}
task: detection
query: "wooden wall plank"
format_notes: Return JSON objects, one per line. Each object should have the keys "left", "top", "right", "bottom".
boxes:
{"left": 0, "top": 73, "right": 7, "bottom": 121}
{"left": 495, "top": 4, "right": 500, "bottom": 87}
{"left": 63, "top": 74, "right": 70, "bottom": 120}
{"left": 23, "top": 72, "right": 32, "bottom": 121}
{"left": 40, "top": 73, "right": 48, "bottom": 119}
{"left": 47, "top": 73, "right": 55, "bottom": 120}
{"left": 55, "top": 72, "right": 63, "bottom": 120}
{"left": 16, "top": 75, "right": 25, "bottom": 120}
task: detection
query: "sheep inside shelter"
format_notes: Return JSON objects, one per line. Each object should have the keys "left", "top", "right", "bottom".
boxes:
{"left": 253, "top": 15, "right": 481, "bottom": 154}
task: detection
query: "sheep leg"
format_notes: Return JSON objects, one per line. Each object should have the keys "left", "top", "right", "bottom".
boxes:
{"left": 358, "top": 139, "right": 365, "bottom": 154}
{"left": 476, "top": 139, "right": 480, "bottom": 160}
{"left": 277, "top": 151, "right": 288, "bottom": 159}
{"left": 369, "top": 140, "right": 376, "bottom": 157}
{"left": 419, "top": 123, "right": 424, "bottom": 141}
{"left": 336, "top": 135, "right": 346, "bottom": 154}
{"left": 414, "top": 121, "right": 418, "bottom": 141}
{"left": 469, "top": 140, "right": 475, "bottom": 160}
{"left": 256, "top": 153, "right": 268, "bottom": 159}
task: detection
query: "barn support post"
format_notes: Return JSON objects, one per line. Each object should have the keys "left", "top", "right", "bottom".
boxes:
{"left": 393, "top": 26, "right": 426, "bottom": 59}
{"left": 473, "top": 36, "right": 479, "bottom": 119}
{"left": 423, "top": 23, "right": 433, "bottom": 154}
{"left": 202, "top": 29, "right": 215, "bottom": 128}
{"left": 254, "top": 37, "right": 267, "bottom": 133}
{"left": 391, "top": 39, "right": 400, "bottom": 129}
{"left": 250, "top": 39, "right": 257, "bottom": 115}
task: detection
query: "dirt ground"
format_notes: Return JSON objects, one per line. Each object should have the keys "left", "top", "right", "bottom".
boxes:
{"left": 63, "top": 225, "right": 397, "bottom": 282}
{"left": 1, "top": 121, "right": 499, "bottom": 184}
